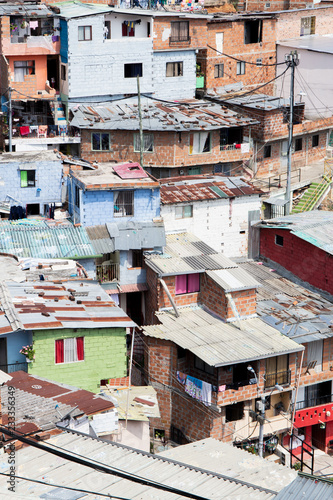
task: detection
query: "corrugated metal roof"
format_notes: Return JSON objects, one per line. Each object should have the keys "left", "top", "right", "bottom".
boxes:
{"left": 0, "top": 370, "right": 11, "bottom": 385}
{"left": 70, "top": 97, "right": 258, "bottom": 132}
{"left": 256, "top": 210, "right": 333, "bottom": 256}
{"left": 160, "top": 175, "right": 263, "bottom": 204}
{"left": 142, "top": 306, "right": 303, "bottom": 367}
{"left": 0, "top": 280, "right": 135, "bottom": 332}
{"left": 159, "top": 438, "right": 297, "bottom": 494}
{"left": 207, "top": 267, "right": 261, "bottom": 292}
{"left": 86, "top": 225, "right": 115, "bottom": 254}
{"left": 275, "top": 475, "right": 333, "bottom": 499}
{"left": 55, "top": 1, "right": 114, "bottom": 19}
{"left": 238, "top": 261, "right": 333, "bottom": 344}
{"left": 0, "top": 3, "right": 53, "bottom": 17}
{"left": 278, "top": 34, "right": 333, "bottom": 55}
{"left": 0, "top": 220, "right": 97, "bottom": 260}
{"left": 107, "top": 220, "right": 166, "bottom": 251}
{"left": 222, "top": 93, "right": 290, "bottom": 111}
{"left": 145, "top": 232, "right": 244, "bottom": 277}
{"left": 0, "top": 431, "right": 282, "bottom": 499}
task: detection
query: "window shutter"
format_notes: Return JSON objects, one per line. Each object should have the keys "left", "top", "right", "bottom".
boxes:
{"left": 76, "top": 337, "right": 84, "bottom": 361}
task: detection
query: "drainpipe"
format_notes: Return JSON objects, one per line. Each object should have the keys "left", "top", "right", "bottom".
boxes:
{"left": 159, "top": 278, "right": 179, "bottom": 317}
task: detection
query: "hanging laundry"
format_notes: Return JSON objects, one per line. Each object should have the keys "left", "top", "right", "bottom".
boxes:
{"left": 185, "top": 375, "right": 202, "bottom": 400}
{"left": 20, "top": 126, "right": 30, "bottom": 136}
{"left": 218, "top": 384, "right": 226, "bottom": 392}
{"left": 201, "top": 380, "right": 212, "bottom": 406}
{"left": 29, "top": 20, "right": 38, "bottom": 29}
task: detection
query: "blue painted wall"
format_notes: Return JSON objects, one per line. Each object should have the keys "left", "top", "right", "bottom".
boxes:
{"left": 2, "top": 330, "right": 32, "bottom": 367}
{"left": 60, "top": 19, "right": 68, "bottom": 63}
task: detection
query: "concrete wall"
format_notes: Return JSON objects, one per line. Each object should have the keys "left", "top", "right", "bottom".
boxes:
{"left": 152, "top": 50, "right": 196, "bottom": 100}
{"left": 72, "top": 185, "right": 160, "bottom": 226}
{"left": 119, "top": 250, "right": 146, "bottom": 286}
{"left": 0, "top": 158, "right": 63, "bottom": 211}
{"left": 29, "top": 327, "right": 127, "bottom": 392}
{"left": 161, "top": 195, "right": 261, "bottom": 257}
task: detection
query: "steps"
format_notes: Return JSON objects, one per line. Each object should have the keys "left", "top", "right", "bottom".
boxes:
{"left": 49, "top": 93, "right": 67, "bottom": 127}
{"left": 292, "top": 175, "right": 332, "bottom": 213}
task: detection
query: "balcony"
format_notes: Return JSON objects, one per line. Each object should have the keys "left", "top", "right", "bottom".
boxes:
{"left": 264, "top": 369, "right": 291, "bottom": 389}
{"left": 96, "top": 263, "right": 120, "bottom": 283}
{"left": 294, "top": 394, "right": 333, "bottom": 412}
{"left": 0, "top": 362, "right": 28, "bottom": 374}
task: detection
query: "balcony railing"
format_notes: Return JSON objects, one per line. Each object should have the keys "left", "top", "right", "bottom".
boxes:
{"left": 264, "top": 369, "right": 291, "bottom": 389}
{"left": 294, "top": 394, "right": 333, "bottom": 412}
{"left": 0, "top": 362, "right": 28, "bottom": 374}
{"left": 96, "top": 263, "right": 120, "bottom": 283}
{"left": 12, "top": 125, "right": 80, "bottom": 140}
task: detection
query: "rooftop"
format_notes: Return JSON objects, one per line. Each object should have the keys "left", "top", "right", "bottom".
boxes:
{"left": 52, "top": 1, "right": 113, "bottom": 19}
{"left": 0, "top": 219, "right": 97, "bottom": 260}
{"left": 0, "top": 431, "right": 293, "bottom": 499}
{"left": 1, "top": 371, "right": 114, "bottom": 434}
{"left": 278, "top": 34, "right": 333, "bottom": 55}
{"left": 256, "top": 210, "right": 333, "bottom": 256}
{"left": 0, "top": 279, "right": 135, "bottom": 334}
{"left": 70, "top": 97, "right": 257, "bottom": 132}
{"left": 71, "top": 162, "right": 159, "bottom": 190}
{"left": 238, "top": 260, "right": 333, "bottom": 344}
{"left": 0, "top": 150, "right": 61, "bottom": 163}
{"left": 102, "top": 385, "right": 160, "bottom": 421}
{"left": 216, "top": 93, "right": 291, "bottom": 111}
{"left": 0, "top": 2, "right": 53, "bottom": 17}
{"left": 160, "top": 175, "right": 263, "bottom": 204}
{"left": 142, "top": 306, "right": 303, "bottom": 367}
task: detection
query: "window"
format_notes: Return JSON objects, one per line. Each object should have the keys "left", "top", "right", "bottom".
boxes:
{"left": 214, "top": 163, "right": 231, "bottom": 175}
{"left": 75, "top": 185, "right": 80, "bottom": 208}
{"left": 132, "top": 250, "right": 142, "bottom": 268}
{"left": 104, "top": 20, "right": 111, "bottom": 39}
{"left": 177, "top": 347, "right": 186, "bottom": 359}
{"left": 147, "top": 22, "right": 151, "bottom": 37}
{"left": 166, "top": 62, "right": 183, "bottom": 77}
{"left": 220, "top": 127, "right": 242, "bottom": 149}
{"left": 122, "top": 22, "right": 135, "bottom": 37}
{"left": 236, "top": 61, "right": 245, "bottom": 75}
{"left": 295, "top": 138, "right": 302, "bottom": 151}
{"left": 124, "top": 63, "right": 142, "bottom": 78}
{"left": 13, "top": 60, "right": 35, "bottom": 82}
{"left": 61, "top": 64, "right": 66, "bottom": 81}
{"left": 194, "top": 356, "right": 214, "bottom": 375}
{"left": 21, "top": 170, "right": 35, "bottom": 188}
{"left": 175, "top": 273, "right": 200, "bottom": 295}
{"left": 226, "top": 402, "right": 244, "bottom": 422}
{"left": 170, "top": 21, "right": 189, "bottom": 42}
{"left": 134, "top": 133, "right": 153, "bottom": 152}
{"left": 92, "top": 133, "right": 110, "bottom": 151}
{"left": 216, "top": 32, "right": 224, "bottom": 53}
{"left": 233, "top": 362, "right": 254, "bottom": 386}
{"left": 188, "top": 166, "right": 201, "bottom": 175}
{"left": 312, "top": 134, "right": 319, "bottom": 148}
{"left": 175, "top": 205, "right": 193, "bottom": 219}
{"left": 214, "top": 63, "right": 224, "bottom": 78}
{"left": 78, "top": 26, "right": 92, "bottom": 41}
{"left": 265, "top": 355, "right": 289, "bottom": 388}
{"left": 256, "top": 58, "right": 262, "bottom": 66}
{"left": 55, "top": 337, "right": 84, "bottom": 364}
{"left": 300, "top": 16, "right": 315, "bottom": 36}
{"left": 264, "top": 145, "right": 272, "bottom": 158}
{"left": 189, "top": 131, "right": 211, "bottom": 154}
{"left": 114, "top": 191, "right": 134, "bottom": 217}
{"left": 244, "top": 20, "right": 262, "bottom": 44}
{"left": 275, "top": 234, "right": 283, "bottom": 246}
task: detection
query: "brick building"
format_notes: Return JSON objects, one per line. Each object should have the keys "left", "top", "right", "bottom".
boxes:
{"left": 139, "top": 231, "right": 303, "bottom": 445}
{"left": 256, "top": 210, "right": 333, "bottom": 296}
{"left": 70, "top": 98, "right": 257, "bottom": 178}
{"left": 198, "top": 13, "right": 277, "bottom": 96}
{"left": 160, "top": 174, "right": 262, "bottom": 256}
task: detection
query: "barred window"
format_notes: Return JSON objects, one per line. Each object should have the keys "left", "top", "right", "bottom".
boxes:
{"left": 114, "top": 191, "right": 134, "bottom": 217}
{"left": 134, "top": 133, "right": 154, "bottom": 152}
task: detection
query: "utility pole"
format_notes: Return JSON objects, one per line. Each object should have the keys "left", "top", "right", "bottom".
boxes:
{"left": 285, "top": 51, "right": 299, "bottom": 215}
{"left": 137, "top": 74, "right": 144, "bottom": 168}
{"left": 8, "top": 86, "right": 12, "bottom": 153}
{"left": 257, "top": 395, "right": 266, "bottom": 458}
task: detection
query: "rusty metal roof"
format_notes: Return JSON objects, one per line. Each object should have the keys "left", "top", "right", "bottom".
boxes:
{"left": 0, "top": 280, "right": 135, "bottom": 333}
{"left": 160, "top": 175, "right": 263, "bottom": 204}
{"left": 70, "top": 97, "right": 258, "bottom": 132}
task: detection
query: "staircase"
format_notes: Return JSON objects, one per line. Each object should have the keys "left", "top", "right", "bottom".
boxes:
{"left": 292, "top": 175, "right": 332, "bottom": 213}
{"left": 49, "top": 93, "right": 67, "bottom": 128}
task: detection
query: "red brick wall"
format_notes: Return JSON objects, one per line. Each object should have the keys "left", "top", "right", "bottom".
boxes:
{"left": 145, "top": 265, "right": 161, "bottom": 326}
{"left": 201, "top": 18, "right": 276, "bottom": 94}
{"left": 80, "top": 128, "right": 253, "bottom": 173}
{"left": 260, "top": 228, "right": 333, "bottom": 295}
{"left": 158, "top": 275, "right": 200, "bottom": 310}
{"left": 276, "top": 7, "right": 333, "bottom": 40}
{"left": 153, "top": 17, "right": 208, "bottom": 51}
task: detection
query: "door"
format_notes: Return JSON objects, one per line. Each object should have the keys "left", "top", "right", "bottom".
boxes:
{"left": 0, "top": 338, "right": 8, "bottom": 372}
{"left": 216, "top": 32, "right": 224, "bottom": 54}
{"left": 312, "top": 423, "right": 326, "bottom": 452}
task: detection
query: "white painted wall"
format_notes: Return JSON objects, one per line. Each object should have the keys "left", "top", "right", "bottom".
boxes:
{"left": 161, "top": 195, "right": 262, "bottom": 258}
{"left": 276, "top": 42, "right": 333, "bottom": 120}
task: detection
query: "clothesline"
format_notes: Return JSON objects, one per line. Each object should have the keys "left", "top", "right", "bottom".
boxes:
{"left": 177, "top": 371, "right": 212, "bottom": 406}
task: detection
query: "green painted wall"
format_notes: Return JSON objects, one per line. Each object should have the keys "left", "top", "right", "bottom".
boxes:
{"left": 28, "top": 327, "right": 127, "bottom": 393}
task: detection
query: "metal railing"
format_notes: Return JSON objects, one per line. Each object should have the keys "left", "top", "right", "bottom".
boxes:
{"left": 264, "top": 369, "right": 291, "bottom": 389}
{"left": 0, "top": 362, "right": 28, "bottom": 374}
{"left": 294, "top": 394, "right": 333, "bottom": 412}
{"left": 96, "top": 263, "right": 120, "bottom": 283}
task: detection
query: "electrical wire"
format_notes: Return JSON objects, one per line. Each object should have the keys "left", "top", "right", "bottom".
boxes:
{"left": 207, "top": 44, "right": 286, "bottom": 67}
{"left": 0, "top": 472, "right": 129, "bottom": 500}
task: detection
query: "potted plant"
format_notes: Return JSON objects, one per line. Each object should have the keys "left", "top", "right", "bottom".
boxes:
{"left": 20, "top": 344, "right": 35, "bottom": 362}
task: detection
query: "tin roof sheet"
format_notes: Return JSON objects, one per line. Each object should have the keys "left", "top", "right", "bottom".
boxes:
{"left": 278, "top": 34, "right": 333, "bottom": 55}
{"left": 142, "top": 306, "right": 303, "bottom": 367}
{"left": 0, "top": 431, "right": 285, "bottom": 499}
{"left": 207, "top": 268, "right": 261, "bottom": 292}
{"left": 0, "top": 220, "right": 97, "bottom": 260}
{"left": 221, "top": 93, "right": 290, "bottom": 111}
{"left": 160, "top": 175, "right": 262, "bottom": 204}
{"left": 238, "top": 260, "right": 333, "bottom": 344}
{"left": 54, "top": 1, "right": 113, "bottom": 19}
{"left": 70, "top": 97, "right": 257, "bottom": 132}
{"left": 275, "top": 475, "right": 333, "bottom": 499}
{"left": 0, "top": 280, "right": 135, "bottom": 332}
{"left": 256, "top": 210, "right": 333, "bottom": 256}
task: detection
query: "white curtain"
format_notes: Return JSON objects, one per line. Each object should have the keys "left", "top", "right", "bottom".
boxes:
{"left": 64, "top": 337, "right": 77, "bottom": 363}
{"left": 307, "top": 340, "right": 323, "bottom": 373}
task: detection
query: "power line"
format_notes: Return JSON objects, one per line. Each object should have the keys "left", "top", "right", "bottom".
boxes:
{"left": 207, "top": 44, "right": 285, "bottom": 67}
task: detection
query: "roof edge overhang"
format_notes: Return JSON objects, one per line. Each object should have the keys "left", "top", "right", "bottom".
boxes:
{"left": 214, "top": 346, "right": 304, "bottom": 368}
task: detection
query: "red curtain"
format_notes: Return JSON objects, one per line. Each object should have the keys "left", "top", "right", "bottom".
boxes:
{"left": 122, "top": 23, "right": 127, "bottom": 36}
{"left": 76, "top": 337, "right": 84, "bottom": 361}
{"left": 175, "top": 274, "right": 187, "bottom": 295}
{"left": 55, "top": 339, "right": 64, "bottom": 364}
{"left": 129, "top": 27, "right": 135, "bottom": 37}
{"left": 188, "top": 273, "right": 200, "bottom": 293}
